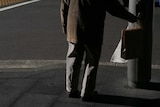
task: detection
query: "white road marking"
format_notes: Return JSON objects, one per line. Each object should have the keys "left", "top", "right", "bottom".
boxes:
{"left": 0, "top": 0, "right": 40, "bottom": 12}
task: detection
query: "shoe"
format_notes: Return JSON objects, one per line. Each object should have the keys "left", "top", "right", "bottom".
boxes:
{"left": 82, "top": 91, "right": 98, "bottom": 101}
{"left": 68, "top": 90, "right": 81, "bottom": 98}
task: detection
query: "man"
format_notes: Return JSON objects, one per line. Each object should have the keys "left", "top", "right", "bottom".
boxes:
{"left": 60, "top": 0, "right": 138, "bottom": 100}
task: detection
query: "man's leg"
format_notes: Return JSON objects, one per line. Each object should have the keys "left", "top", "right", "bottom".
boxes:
{"left": 81, "top": 44, "right": 102, "bottom": 97}
{"left": 66, "top": 42, "right": 84, "bottom": 93}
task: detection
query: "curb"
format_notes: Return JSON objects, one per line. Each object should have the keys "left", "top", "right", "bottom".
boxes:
{"left": 0, "top": 60, "right": 159, "bottom": 72}
{"left": 0, "top": 60, "right": 66, "bottom": 72}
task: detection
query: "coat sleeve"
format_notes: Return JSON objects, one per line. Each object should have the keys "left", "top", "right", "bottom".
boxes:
{"left": 60, "top": 0, "right": 70, "bottom": 34}
{"left": 106, "top": 0, "right": 137, "bottom": 23}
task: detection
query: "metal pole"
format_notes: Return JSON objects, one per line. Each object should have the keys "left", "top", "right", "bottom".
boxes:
{"left": 127, "top": 0, "right": 138, "bottom": 88}
{"left": 127, "top": 0, "right": 154, "bottom": 88}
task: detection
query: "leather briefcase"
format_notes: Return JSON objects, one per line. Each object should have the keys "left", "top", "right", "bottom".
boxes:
{"left": 121, "top": 28, "right": 143, "bottom": 59}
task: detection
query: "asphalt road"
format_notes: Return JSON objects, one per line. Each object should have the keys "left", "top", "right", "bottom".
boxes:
{"left": 0, "top": 0, "right": 160, "bottom": 65}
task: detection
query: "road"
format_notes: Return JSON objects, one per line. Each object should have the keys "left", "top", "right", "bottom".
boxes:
{"left": 0, "top": 0, "right": 160, "bottom": 66}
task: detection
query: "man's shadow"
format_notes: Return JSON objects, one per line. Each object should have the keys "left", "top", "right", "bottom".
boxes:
{"left": 89, "top": 94, "right": 160, "bottom": 107}
{"left": 86, "top": 82, "right": 160, "bottom": 106}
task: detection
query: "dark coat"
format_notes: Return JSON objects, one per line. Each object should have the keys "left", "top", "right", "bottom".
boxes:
{"left": 60, "top": 0, "right": 137, "bottom": 44}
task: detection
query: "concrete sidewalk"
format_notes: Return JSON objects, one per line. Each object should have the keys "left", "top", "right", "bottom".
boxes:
{"left": 0, "top": 62, "right": 160, "bottom": 107}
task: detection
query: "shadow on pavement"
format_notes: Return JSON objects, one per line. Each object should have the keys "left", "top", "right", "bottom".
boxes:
{"left": 146, "top": 82, "right": 160, "bottom": 91}
{"left": 85, "top": 94, "right": 160, "bottom": 107}
{"left": 86, "top": 82, "right": 160, "bottom": 106}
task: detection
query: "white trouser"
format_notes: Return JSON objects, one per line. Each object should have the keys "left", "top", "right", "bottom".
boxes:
{"left": 66, "top": 42, "right": 102, "bottom": 97}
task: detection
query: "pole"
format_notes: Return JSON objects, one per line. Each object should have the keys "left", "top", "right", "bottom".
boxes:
{"left": 127, "top": 0, "right": 154, "bottom": 88}
{"left": 127, "top": 0, "right": 138, "bottom": 88}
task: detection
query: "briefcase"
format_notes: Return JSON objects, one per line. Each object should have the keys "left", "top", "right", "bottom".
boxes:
{"left": 121, "top": 28, "right": 143, "bottom": 59}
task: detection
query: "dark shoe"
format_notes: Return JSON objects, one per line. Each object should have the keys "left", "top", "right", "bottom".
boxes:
{"left": 82, "top": 91, "right": 98, "bottom": 101}
{"left": 68, "top": 90, "right": 81, "bottom": 98}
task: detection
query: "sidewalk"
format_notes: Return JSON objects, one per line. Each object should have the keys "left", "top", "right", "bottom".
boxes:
{"left": 0, "top": 61, "right": 160, "bottom": 107}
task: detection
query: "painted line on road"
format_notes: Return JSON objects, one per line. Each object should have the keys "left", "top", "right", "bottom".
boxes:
{"left": 0, "top": 0, "right": 40, "bottom": 12}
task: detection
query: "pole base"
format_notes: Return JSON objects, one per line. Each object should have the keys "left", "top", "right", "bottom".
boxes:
{"left": 128, "top": 81, "right": 149, "bottom": 88}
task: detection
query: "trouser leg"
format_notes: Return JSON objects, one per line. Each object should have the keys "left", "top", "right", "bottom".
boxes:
{"left": 66, "top": 42, "right": 84, "bottom": 92}
{"left": 81, "top": 44, "right": 102, "bottom": 97}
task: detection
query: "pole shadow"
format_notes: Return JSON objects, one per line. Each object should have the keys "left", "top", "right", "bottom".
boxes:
{"left": 144, "top": 82, "right": 160, "bottom": 91}
{"left": 124, "top": 82, "right": 160, "bottom": 91}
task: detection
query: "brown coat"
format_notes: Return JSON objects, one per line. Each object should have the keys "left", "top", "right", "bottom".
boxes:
{"left": 60, "top": 0, "right": 137, "bottom": 44}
